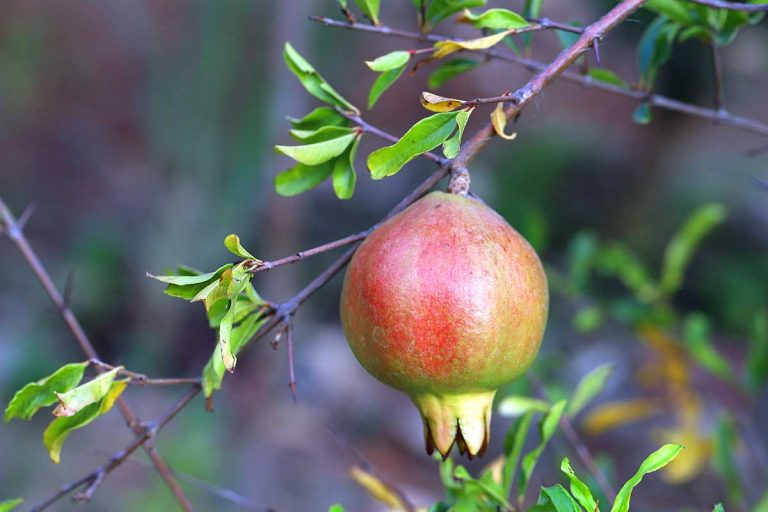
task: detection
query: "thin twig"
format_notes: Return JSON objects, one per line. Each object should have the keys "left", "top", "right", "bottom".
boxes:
{"left": 0, "top": 197, "right": 195, "bottom": 512}
{"left": 688, "top": 0, "right": 768, "bottom": 11}
{"left": 249, "top": 230, "right": 368, "bottom": 273}
{"left": 285, "top": 321, "right": 297, "bottom": 402}
{"left": 30, "top": 386, "right": 200, "bottom": 512}
{"left": 310, "top": 16, "right": 768, "bottom": 139}
{"left": 528, "top": 373, "right": 617, "bottom": 502}
{"left": 89, "top": 359, "right": 202, "bottom": 386}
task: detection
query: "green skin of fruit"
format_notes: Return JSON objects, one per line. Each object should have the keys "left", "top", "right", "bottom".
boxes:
{"left": 340, "top": 191, "right": 549, "bottom": 458}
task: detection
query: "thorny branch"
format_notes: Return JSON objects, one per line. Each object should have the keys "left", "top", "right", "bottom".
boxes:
{"left": 310, "top": 16, "right": 768, "bottom": 138}
{"left": 0, "top": 197, "right": 195, "bottom": 512}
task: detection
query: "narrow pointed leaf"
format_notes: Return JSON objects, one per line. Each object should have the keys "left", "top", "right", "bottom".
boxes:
{"left": 442, "top": 108, "right": 472, "bottom": 159}
{"left": 368, "top": 63, "right": 408, "bottom": 109}
{"left": 610, "top": 444, "right": 684, "bottom": 512}
{"left": 333, "top": 135, "right": 361, "bottom": 200}
{"left": 283, "top": 43, "right": 357, "bottom": 112}
{"left": 147, "top": 264, "right": 233, "bottom": 301}
{"left": 519, "top": 400, "right": 567, "bottom": 500}
{"left": 224, "top": 234, "right": 257, "bottom": 260}
{"left": 497, "top": 395, "right": 550, "bottom": 417}
{"left": 502, "top": 411, "right": 534, "bottom": 495}
{"left": 567, "top": 364, "right": 614, "bottom": 416}
{"left": 4, "top": 362, "right": 88, "bottom": 422}
{"left": 0, "top": 499, "right": 23, "bottom": 512}
{"left": 288, "top": 106, "right": 347, "bottom": 131}
{"left": 433, "top": 30, "right": 511, "bottom": 59}
{"left": 353, "top": 0, "right": 380, "bottom": 25}
{"left": 491, "top": 102, "right": 517, "bottom": 140}
{"left": 530, "top": 484, "right": 581, "bottom": 512}
{"left": 424, "top": 0, "right": 487, "bottom": 32}
{"left": 561, "top": 458, "right": 598, "bottom": 512}
{"left": 367, "top": 112, "right": 460, "bottom": 179}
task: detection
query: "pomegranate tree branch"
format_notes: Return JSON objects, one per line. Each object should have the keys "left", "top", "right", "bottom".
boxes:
{"left": 310, "top": 16, "right": 768, "bottom": 139}
{"left": 88, "top": 359, "right": 202, "bottom": 387}
{"left": 0, "top": 196, "right": 195, "bottom": 512}
{"left": 710, "top": 41, "right": 725, "bottom": 111}
{"left": 30, "top": 386, "right": 200, "bottom": 512}
{"left": 688, "top": 0, "right": 768, "bottom": 11}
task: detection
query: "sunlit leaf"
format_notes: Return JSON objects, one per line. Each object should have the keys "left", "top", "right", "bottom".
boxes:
{"left": 275, "top": 161, "right": 334, "bottom": 197}
{"left": 147, "top": 264, "right": 233, "bottom": 301}
{"left": 366, "top": 50, "right": 410, "bottom": 71}
{"left": 428, "top": 58, "right": 481, "bottom": 89}
{"left": 432, "top": 30, "right": 512, "bottom": 59}
{"left": 43, "top": 380, "right": 127, "bottom": 463}
{"left": 4, "top": 362, "right": 88, "bottom": 422}
{"left": 567, "top": 364, "right": 614, "bottom": 416}
{"left": 367, "top": 112, "right": 460, "bottom": 179}
{"left": 349, "top": 466, "right": 405, "bottom": 509}
{"left": 328, "top": 505, "right": 346, "bottom": 512}
{"left": 442, "top": 108, "right": 472, "bottom": 159}
{"left": 658, "top": 203, "right": 727, "bottom": 296}
{"left": 368, "top": 63, "right": 408, "bottom": 109}
{"left": 497, "top": 395, "right": 550, "bottom": 417}
{"left": 491, "top": 102, "right": 517, "bottom": 140}
{"left": 0, "top": 499, "right": 23, "bottom": 512}
{"left": 560, "top": 458, "right": 598, "bottom": 512}
{"left": 519, "top": 400, "right": 566, "bottom": 500}
{"left": 582, "top": 398, "right": 660, "bottom": 435}
{"left": 224, "top": 234, "right": 257, "bottom": 260}
{"left": 275, "top": 132, "right": 357, "bottom": 166}
{"left": 353, "top": 0, "right": 380, "bottom": 25}
{"left": 53, "top": 367, "right": 121, "bottom": 417}
{"left": 462, "top": 8, "right": 529, "bottom": 30}
{"left": 420, "top": 92, "right": 466, "bottom": 113}
{"left": 610, "top": 444, "right": 684, "bottom": 512}
{"left": 283, "top": 43, "right": 357, "bottom": 113}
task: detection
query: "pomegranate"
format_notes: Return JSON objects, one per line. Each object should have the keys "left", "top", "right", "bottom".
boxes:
{"left": 340, "top": 191, "right": 548, "bottom": 458}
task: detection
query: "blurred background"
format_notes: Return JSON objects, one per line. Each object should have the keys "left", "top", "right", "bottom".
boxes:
{"left": 1, "top": 1, "right": 767, "bottom": 511}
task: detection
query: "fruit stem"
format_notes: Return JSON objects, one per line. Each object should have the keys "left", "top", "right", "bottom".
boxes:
{"left": 447, "top": 166, "right": 471, "bottom": 196}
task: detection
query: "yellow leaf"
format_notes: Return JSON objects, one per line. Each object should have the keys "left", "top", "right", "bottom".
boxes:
{"left": 655, "top": 425, "right": 711, "bottom": 484}
{"left": 637, "top": 325, "right": 689, "bottom": 391}
{"left": 432, "top": 30, "right": 512, "bottom": 59}
{"left": 349, "top": 466, "right": 406, "bottom": 511}
{"left": 420, "top": 92, "right": 465, "bottom": 112}
{"left": 581, "top": 398, "right": 660, "bottom": 436}
{"left": 482, "top": 455, "right": 505, "bottom": 485}
{"left": 491, "top": 102, "right": 517, "bottom": 140}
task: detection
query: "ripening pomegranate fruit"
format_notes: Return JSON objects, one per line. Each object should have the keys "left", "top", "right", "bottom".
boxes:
{"left": 340, "top": 191, "right": 548, "bottom": 458}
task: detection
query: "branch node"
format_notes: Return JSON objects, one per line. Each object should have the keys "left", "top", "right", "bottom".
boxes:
{"left": 447, "top": 166, "right": 471, "bottom": 196}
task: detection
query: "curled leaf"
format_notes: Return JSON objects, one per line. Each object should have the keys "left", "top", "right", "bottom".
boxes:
{"left": 432, "top": 30, "right": 512, "bottom": 59}
{"left": 53, "top": 367, "right": 122, "bottom": 417}
{"left": 366, "top": 50, "right": 410, "bottom": 71}
{"left": 224, "top": 234, "right": 258, "bottom": 260}
{"left": 420, "top": 91, "right": 466, "bottom": 112}
{"left": 491, "top": 102, "right": 517, "bottom": 140}
{"left": 462, "top": 8, "right": 529, "bottom": 30}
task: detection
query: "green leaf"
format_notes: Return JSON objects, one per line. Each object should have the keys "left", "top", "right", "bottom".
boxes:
{"left": 275, "top": 161, "right": 334, "bottom": 197}
{"left": 217, "top": 271, "right": 251, "bottom": 372}
{"left": 43, "top": 380, "right": 127, "bottom": 463}
{"left": 52, "top": 367, "right": 122, "bottom": 417}
{"left": 519, "top": 400, "right": 566, "bottom": 500}
{"left": 353, "top": 0, "right": 380, "bottom": 25}
{"left": 224, "top": 234, "right": 257, "bottom": 260}
{"left": 560, "top": 458, "right": 598, "bottom": 512}
{"left": 678, "top": 25, "right": 711, "bottom": 43}
{"left": 497, "top": 395, "right": 550, "bottom": 417}
{"left": 147, "top": 264, "right": 233, "bottom": 301}
{"left": 367, "top": 112, "right": 460, "bottom": 179}
{"left": 572, "top": 306, "right": 604, "bottom": 333}
{"left": 567, "top": 364, "right": 614, "bottom": 416}
{"left": 463, "top": 8, "right": 529, "bottom": 30}
{"left": 529, "top": 484, "right": 581, "bottom": 512}
{"left": 746, "top": 310, "right": 768, "bottom": 392}
{"left": 428, "top": 58, "right": 481, "bottom": 89}
{"left": 633, "top": 102, "right": 652, "bottom": 124}
{"left": 424, "top": 0, "right": 486, "bottom": 32}
{"left": 0, "top": 499, "right": 23, "bottom": 512}
{"left": 637, "top": 16, "right": 681, "bottom": 88}
{"left": 682, "top": 313, "right": 732, "bottom": 379}
{"left": 712, "top": 504, "right": 725, "bottom": 512}
{"left": 644, "top": 0, "right": 694, "bottom": 25}
{"left": 568, "top": 231, "right": 598, "bottom": 291}
{"left": 290, "top": 125, "right": 355, "bottom": 141}
{"left": 610, "top": 444, "right": 684, "bottom": 512}
{"left": 328, "top": 505, "right": 346, "bottom": 512}
{"left": 521, "top": 0, "right": 543, "bottom": 52}
{"left": 366, "top": 50, "right": 410, "bottom": 71}
{"left": 4, "top": 362, "right": 88, "bottom": 422}
{"left": 202, "top": 311, "right": 270, "bottom": 398}
{"left": 368, "top": 63, "right": 408, "bottom": 109}
{"left": 288, "top": 106, "right": 347, "bottom": 131}
{"left": 713, "top": 413, "right": 742, "bottom": 505}
{"left": 595, "top": 242, "right": 656, "bottom": 301}
{"left": 658, "top": 203, "right": 727, "bottom": 296}
{"left": 333, "top": 135, "right": 361, "bottom": 200}
{"left": 275, "top": 132, "right": 357, "bottom": 166}
{"left": 588, "top": 67, "right": 628, "bottom": 87}
{"left": 502, "top": 411, "right": 534, "bottom": 496}
{"left": 283, "top": 43, "right": 357, "bottom": 113}
{"left": 442, "top": 108, "right": 472, "bottom": 159}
